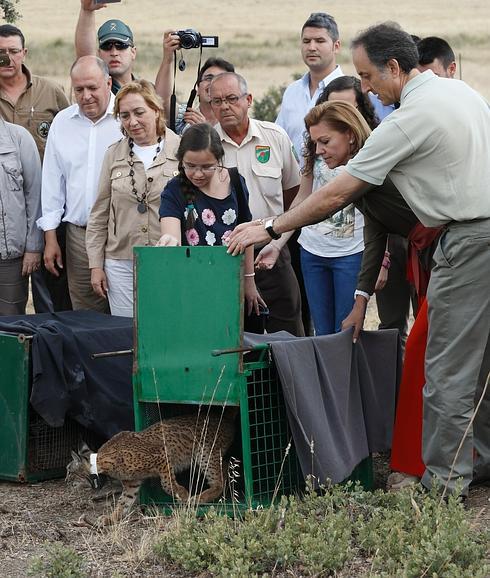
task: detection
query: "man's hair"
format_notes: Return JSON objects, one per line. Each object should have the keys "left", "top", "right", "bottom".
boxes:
{"left": 210, "top": 72, "right": 248, "bottom": 95}
{"left": 114, "top": 79, "right": 166, "bottom": 137}
{"left": 70, "top": 56, "right": 110, "bottom": 79}
{"left": 198, "top": 58, "right": 235, "bottom": 83}
{"left": 417, "top": 36, "right": 455, "bottom": 68}
{"left": 0, "top": 24, "right": 25, "bottom": 48}
{"left": 303, "top": 101, "right": 371, "bottom": 176}
{"left": 302, "top": 12, "right": 339, "bottom": 42}
{"left": 351, "top": 22, "right": 418, "bottom": 74}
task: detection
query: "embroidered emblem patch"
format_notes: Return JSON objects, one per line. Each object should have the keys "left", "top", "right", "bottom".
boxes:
{"left": 255, "top": 145, "right": 270, "bottom": 164}
{"left": 37, "top": 121, "right": 51, "bottom": 139}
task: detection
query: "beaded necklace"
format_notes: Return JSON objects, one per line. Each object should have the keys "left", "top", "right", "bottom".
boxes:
{"left": 128, "top": 136, "right": 162, "bottom": 214}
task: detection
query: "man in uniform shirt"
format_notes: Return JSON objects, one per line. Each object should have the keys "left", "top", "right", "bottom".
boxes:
{"left": 209, "top": 72, "right": 303, "bottom": 336}
{"left": 37, "top": 56, "right": 121, "bottom": 312}
{"left": 228, "top": 23, "right": 490, "bottom": 496}
{"left": 0, "top": 24, "right": 71, "bottom": 312}
{"left": 75, "top": 0, "right": 136, "bottom": 95}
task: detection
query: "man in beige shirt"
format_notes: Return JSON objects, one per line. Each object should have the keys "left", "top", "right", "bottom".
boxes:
{"left": 228, "top": 23, "right": 490, "bottom": 497}
{"left": 0, "top": 24, "right": 71, "bottom": 313}
{"left": 209, "top": 72, "right": 304, "bottom": 336}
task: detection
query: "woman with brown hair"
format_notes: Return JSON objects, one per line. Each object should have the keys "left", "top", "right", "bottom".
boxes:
{"left": 86, "top": 79, "right": 180, "bottom": 317}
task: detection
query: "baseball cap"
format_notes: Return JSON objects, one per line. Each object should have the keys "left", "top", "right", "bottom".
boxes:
{"left": 98, "top": 20, "right": 134, "bottom": 46}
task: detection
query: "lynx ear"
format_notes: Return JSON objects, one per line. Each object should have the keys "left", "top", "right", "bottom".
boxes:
{"left": 78, "top": 441, "right": 92, "bottom": 459}
{"left": 70, "top": 450, "right": 81, "bottom": 463}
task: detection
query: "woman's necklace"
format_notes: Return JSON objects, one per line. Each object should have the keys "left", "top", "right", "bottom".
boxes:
{"left": 128, "top": 136, "right": 162, "bottom": 214}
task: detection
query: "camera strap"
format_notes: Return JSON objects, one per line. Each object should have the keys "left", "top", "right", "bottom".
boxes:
{"left": 186, "top": 44, "right": 203, "bottom": 111}
{"left": 169, "top": 46, "right": 204, "bottom": 132}
{"left": 169, "top": 53, "right": 178, "bottom": 132}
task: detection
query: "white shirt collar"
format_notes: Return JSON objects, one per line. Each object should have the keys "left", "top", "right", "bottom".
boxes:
{"left": 70, "top": 92, "right": 116, "bottom": 123}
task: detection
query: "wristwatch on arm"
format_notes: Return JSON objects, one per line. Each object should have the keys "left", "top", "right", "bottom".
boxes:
{"left": 263, "top": 217, "right": 282, "bottom": 240}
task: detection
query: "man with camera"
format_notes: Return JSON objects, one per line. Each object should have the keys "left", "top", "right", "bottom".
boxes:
{"left": 209, "top": 72, "right": 304, "bottom": 336}
{"left": 154, "top": 29, "right": 228, "bottom": 133}
{"left": 0, "top": 24, "right": 71, "bottom": 313}
{"left": 75, "top": 0, "right": 136, "bottom": 94}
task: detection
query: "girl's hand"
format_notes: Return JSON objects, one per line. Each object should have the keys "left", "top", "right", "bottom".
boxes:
{"left": 156, "top": 234, "right": 181, "bottom": 247}
{"left": 244, "top": 277, "right": 267, "bottom": 316}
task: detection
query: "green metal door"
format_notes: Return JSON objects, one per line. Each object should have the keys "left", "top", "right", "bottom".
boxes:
{"left": 133, "top": 246, "right": 245, "bottom": 406}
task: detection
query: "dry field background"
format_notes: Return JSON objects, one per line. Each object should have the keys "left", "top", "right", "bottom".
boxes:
{"left": 14, "top": 0, "right": 490, "bottom": 100}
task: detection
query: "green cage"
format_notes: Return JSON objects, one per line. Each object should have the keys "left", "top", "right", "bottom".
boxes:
{"left": 133, "top": 247, "right": 372, "bottom": 511}
{"left": 0, "top": 332, "right": 99, "bottom": 482}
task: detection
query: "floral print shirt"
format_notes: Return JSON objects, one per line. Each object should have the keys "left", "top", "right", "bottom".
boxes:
{"left": 159, "top": 172, "right": 252, "bottom": 246}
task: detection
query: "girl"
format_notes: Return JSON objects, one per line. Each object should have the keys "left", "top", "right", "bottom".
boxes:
{"left": 158, "top": 122, "right": 265, "bottom": 320}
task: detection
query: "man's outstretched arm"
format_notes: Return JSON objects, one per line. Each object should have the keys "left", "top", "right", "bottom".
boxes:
{"left": 227, "top": 170, "right": 369, "bottom": 253}
{"left": 75, "top": 0, "right": 106, "bottom": 58}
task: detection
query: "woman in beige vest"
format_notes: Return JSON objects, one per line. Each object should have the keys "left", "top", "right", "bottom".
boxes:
{"left": 86, "top": 79, "right": 180, "bottom": 316}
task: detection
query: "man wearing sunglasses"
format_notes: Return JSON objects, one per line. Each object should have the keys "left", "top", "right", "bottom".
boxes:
{"left": 0, "top": 24, "right": 72, "bottom": 314}
{"left": 75, "top": 0, "right": 136, "bottom": 95}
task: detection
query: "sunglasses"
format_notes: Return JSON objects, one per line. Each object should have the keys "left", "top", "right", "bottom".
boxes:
{"left": 99, "top": 41, "right": 132, "bottom": 51}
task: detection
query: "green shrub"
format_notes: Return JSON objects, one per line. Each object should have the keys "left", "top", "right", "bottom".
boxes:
{"left": 154, "top": 484, "right": 489, "bottom": 577}
{"left": 0, "top": 0, "right": 20, "bottom": 23}
{"left": 28, "top": 542, "right": 87, "bottom": 578}
{"left": 252, "top": 84, "right": 287, "bottom": 123}
{"left": 253, "top": 73, "right": 303, "bottom": 122}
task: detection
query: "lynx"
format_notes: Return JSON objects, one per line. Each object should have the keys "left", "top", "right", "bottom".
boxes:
{"left": 66, "top": 408, "right": 237, "bottom": 525}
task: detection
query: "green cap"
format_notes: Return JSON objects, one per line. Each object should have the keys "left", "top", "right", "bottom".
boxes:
{"left": 97, "top": 20, "right": 134, "bottom": 46}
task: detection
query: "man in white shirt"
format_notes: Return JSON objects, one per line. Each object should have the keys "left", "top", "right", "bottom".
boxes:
{"left": 276, "top": 12, "right": 343, "bottom": 163}
{"left": 37, "top": 56, "right": 121, "bottom": 311}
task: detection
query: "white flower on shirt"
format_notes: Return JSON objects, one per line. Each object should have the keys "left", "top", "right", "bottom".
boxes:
{"left": 205, "top": 231, "right": 216, "bottom": 246}
{"left": 222, "top": 208, "right": 237, "bottom": 226}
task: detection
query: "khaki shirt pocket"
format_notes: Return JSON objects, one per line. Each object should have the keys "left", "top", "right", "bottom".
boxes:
{"left": 109, "top": 165, "right": 133, "bottom": 199}
{"left": 251, "top": 163, "right": 283, "bottom": 202}
{"left": 16, "top": 110, "right": 54, "bottom": 157}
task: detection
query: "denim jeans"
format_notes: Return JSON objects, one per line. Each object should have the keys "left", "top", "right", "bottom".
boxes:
{"left": 300, "top": 247, "right": 363, "bottom": 335}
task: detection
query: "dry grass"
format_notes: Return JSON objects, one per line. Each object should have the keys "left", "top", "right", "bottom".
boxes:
{"left": 12, "top": 0, "right": 490, "bottom": 99}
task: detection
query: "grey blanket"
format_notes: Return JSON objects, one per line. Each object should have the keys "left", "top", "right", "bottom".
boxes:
{"left": 245, "top": 329, "right": 401, "bottom": 484}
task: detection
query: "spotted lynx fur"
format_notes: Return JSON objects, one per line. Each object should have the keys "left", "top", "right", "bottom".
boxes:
{"left": 66, "top": 409, "right": 237, "bottom": 525}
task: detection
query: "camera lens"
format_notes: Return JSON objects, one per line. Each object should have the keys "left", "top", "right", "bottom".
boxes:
{"left": 178, "top": 29, "right": 201, "bottom": 49}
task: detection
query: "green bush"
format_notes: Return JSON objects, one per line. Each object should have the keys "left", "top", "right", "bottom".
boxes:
{"left": 252, "top": 84, "right": 287, "bottom": 123}
{"left": 154, "top": 483, "right": 489, "bottom": 577}
{"left": 28, "top": 542, "right": 87, "bottom": 578}
{"left": 0, "top": 0, "right": 20, "bottom": 22}
{"left": 252, "top": 73, "right": 302, "bottom": 123}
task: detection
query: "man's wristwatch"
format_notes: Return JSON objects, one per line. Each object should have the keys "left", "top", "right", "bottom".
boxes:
{"left": 264, "top": 218, "right": 281, "bottom": 240}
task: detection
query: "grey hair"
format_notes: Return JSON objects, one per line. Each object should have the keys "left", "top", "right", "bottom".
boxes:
{"left": 70, "top": 55, "right": 110, "bottom": 79}
{"left": 209, "top": 72, "right": 248, "bottom": 95}
{"left": 351, "top": 22, "right": 418, "bottom": 74}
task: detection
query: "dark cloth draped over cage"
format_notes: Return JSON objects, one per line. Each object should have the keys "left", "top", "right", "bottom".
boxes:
{"left": 0, "top": 311, "right": 133, "bottom": 439}
{"left": 244, "top": 329, "right": 401, "bottom": 485}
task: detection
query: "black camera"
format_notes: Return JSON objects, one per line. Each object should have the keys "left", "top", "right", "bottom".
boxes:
{"left": 0, "top": 52, "right": 10, "bottom": 67}
{"left": 176, "top": 29, "right": 218, "bottom": 50}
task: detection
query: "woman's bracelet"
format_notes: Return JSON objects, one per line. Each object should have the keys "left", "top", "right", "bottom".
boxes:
{"left": 244, "top": 272, "right": 255, "bottom": 277}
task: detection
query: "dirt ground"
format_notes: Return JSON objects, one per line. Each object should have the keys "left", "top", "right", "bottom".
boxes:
{"left": 1, "top": 301, "right": 488, "bottom": 576}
